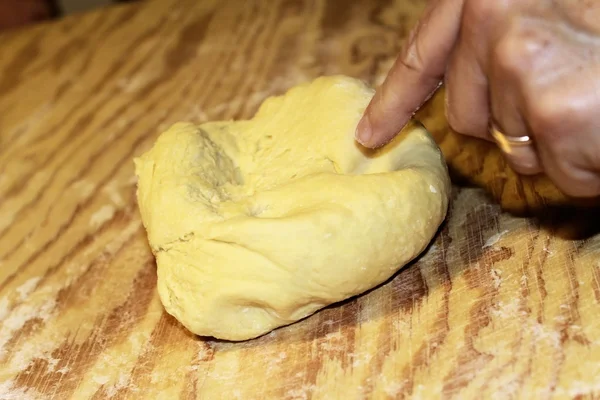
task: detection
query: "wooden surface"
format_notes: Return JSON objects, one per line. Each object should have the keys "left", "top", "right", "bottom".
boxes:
{"left": 1, "top": 0, "right": 600, "bottom": 398}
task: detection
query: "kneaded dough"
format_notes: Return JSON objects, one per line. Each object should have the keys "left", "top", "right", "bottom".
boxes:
{"left": 134, "top": 75, "right": 450, "bottom": 341}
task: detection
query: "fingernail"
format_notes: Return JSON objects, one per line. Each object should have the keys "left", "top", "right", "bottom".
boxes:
{"left": 355, "top": 116, "right": 372, "bottom": 146}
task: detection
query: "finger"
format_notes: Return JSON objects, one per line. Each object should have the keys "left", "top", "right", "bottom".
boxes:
{"left": 356, "top": 0, "right": 464, "bottom": 148}
{"left": 490, "top": 122, "right": 542, "bottom": 176}
{"left": 446, "top": 0, "right": 524, "bottom": 141}
{"left": 444, "top": 37, "right": 490, "bottom": 140}
{"left": 488, "top": 33, "right": 543, "bottom": 175}
{"left": 529, "top": 78, "right": 600, "bottom": 197}
{"left": 516, "top": 24, "right": 600, "bottom": 197}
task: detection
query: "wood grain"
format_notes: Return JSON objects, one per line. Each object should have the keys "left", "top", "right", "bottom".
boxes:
{"left": 1, "top": 0, "right": 600, "bottom": 398}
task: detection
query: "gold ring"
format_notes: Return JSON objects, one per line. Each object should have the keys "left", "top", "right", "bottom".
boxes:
{"left": 489, "top": 123, "right": 533, "bottom": 155}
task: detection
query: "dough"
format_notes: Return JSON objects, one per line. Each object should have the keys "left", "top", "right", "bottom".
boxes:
{"left": 134, "top": 76, "right": 450, "bottom": 341}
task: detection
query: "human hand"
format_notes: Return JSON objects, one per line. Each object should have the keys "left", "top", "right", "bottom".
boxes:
{"left": 356, "top": 0, "right": 600, "bottom": 198}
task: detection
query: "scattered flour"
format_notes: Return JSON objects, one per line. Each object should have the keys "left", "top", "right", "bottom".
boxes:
{"left": 16, "top": 277, "right": 41, "bottom": 300}
{"left": 102, "top": 180, "right": 125, "bottom": 207}
{"left": 554, "top": 380, "right": 600, "bottom": 397}
{"left": 0, "top": 380, "right": 35, "bottom": 400}
{"left": 383, "top": 379, "right": 405, "bottom": 397}
{"left": 93, "top": 375, "right": 110, "bottom": 385}
{"left": 0, "top": 299, "right": 56, "bottom": 358}
{"left": 350, "top": 352, "right": 373, "bottom": 368}
{"left": 103, "top": 373, "right": 134, "bottom": 397}
{"left": 530, "top": 323, "right": 561, "bottom": 350}
{"left": 490, "top": 300, "right": 521, "bottom": 320}
{"left": 44, "top": 356, "right": 59, "bottom": 373}
{"left": 116, "top": 75, "right": 148, "bottom": 93}
{"left": 483, "top": 230, "right": 510, "bottom": 249}
{"left": 0, "top": 297, "right": 9, "bottom": 321}
{"left": 71, "top": 179, "right": 96, "bottom": 198}
{"left": 324, "top": 331, "right": 343, "bottom": 341}
{"left": 89, "top": 205, "right": 116, "bottom": 228}
{"left": 285, "top": 384, "right": 316, "bottom": 400}
{"left": 491, "top": 269, "right": 502, "bottom": 289}
{"left": 266, "top": 351, "right": 288, "bottom": 372}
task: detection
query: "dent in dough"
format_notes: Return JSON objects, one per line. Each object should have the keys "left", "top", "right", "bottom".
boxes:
{"left": 134, "top": 75, "right": 451, "bottom": 341}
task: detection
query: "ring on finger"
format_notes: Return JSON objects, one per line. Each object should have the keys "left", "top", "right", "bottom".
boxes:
{"left": 489, "top": 121, "right": 542, "bottom": 175}
{"left": 489, "top": 122, "right": 533, "bottom": 154}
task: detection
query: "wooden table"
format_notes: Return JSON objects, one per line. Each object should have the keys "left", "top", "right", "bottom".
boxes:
{"left": 1, "top": 0, "right": 600, "bottom": 398}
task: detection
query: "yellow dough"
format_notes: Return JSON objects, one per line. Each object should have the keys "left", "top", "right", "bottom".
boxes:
{"left": 134, "top": 76, "right": 450, "bottom": 341}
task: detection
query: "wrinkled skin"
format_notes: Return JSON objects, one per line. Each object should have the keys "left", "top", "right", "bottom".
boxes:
{"left": 356, "top": 0, "right": 600, "bottom": 198}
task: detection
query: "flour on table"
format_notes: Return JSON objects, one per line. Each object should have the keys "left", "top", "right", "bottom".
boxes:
{"left": 16, "top": 277, "right": 41, "bottom": 300}
{"left": 89, "top": 205, "right": 116, "bottom": 228}
{"left": 483, "top": 230, "right": 509, "bottom": 248}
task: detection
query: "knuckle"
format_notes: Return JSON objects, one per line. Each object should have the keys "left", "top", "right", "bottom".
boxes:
{"left": 493, "top": 26, "right": 541, "bottom": 76}
{"left": 527, "top": 91, "right": 570, "bottom": 136}
{"left": 463, "top": 0, "right": 494, "bottom": 24}
{"left": 493, "top": 36, "right": 521, "bottom": 75}
{"left": 399, "top": 37, "right": 426, "bottom": 75}
{"left": 464, "top": 0, "right": 513, "bottom": 25}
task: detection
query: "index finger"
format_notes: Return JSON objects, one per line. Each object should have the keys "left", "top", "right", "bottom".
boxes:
{"left": 356, "top": 0, "right": 465, "bottom": 148}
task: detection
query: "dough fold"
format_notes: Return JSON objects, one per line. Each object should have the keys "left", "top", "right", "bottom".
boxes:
{"left": 134, "top": 75, "right": 450, "bottom": 341}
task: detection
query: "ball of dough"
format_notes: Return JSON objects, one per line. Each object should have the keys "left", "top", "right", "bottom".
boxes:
{"left": 134, "top": 76, "right": 450, "bottom": 341}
